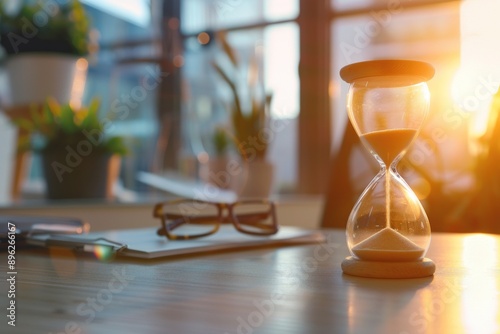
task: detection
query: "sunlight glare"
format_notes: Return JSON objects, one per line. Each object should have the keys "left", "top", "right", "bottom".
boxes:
{"left": 461, "top": 235, "right": 499, "bottom": 334}
{"left": 453, "top": 0, "right": 500, "bottom": 137}
{"left": 462, "top": 234, "right": 497, "bottom": 270}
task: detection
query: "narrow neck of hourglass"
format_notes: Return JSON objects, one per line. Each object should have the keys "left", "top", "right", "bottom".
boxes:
{"left": 360, "top": 128, "right": 417, "bottom": 167}
{"left": 377, "top": 156, "right": 403, "bottom": 170}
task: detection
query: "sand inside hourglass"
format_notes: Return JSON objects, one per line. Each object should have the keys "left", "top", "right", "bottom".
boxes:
{"left": 351, "top": 228, "right": 425, "bottom": 261}
{"left": 360, "top": 128, "right": 417, "bottom": 167}
{"left": 361, "top": 128, "right": 418, "bottom": 229}
{"left": 354, "top": 128, "right": 425, "bottom": 262}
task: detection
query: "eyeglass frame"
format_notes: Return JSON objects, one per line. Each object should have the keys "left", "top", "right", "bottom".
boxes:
{"left": 153, "top": 199, "right": 279, "bottom": 240}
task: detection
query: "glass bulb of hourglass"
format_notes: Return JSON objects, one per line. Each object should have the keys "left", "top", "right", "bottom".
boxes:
{"left": 340, "top": 60, "right": 434, "bottom": 263}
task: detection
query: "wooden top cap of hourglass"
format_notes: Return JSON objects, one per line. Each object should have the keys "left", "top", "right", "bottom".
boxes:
{"left": 340, "top": 59, "right": 435, "bottom": 84}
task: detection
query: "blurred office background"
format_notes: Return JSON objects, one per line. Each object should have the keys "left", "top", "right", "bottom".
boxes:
{"left": 2, "top": 0, "right": 500, "bottom": 232}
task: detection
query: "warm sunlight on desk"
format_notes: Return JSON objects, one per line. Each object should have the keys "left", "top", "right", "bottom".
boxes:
{"left": 461, "top": 235, "right": 499, "bottom": 334}
{"left": 462, "top": 234, "right": 498, "bottom": 270}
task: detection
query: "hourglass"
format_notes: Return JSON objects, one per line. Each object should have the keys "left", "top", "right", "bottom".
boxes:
{"left": 339, "top": 60, "right": 436, "bottom": 279}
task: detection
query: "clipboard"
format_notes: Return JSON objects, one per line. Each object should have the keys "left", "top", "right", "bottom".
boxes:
{"left": 27, "top": 226, "right": 326, "bottom": 259}
{"left": 1, "top": 215, "right": 89, "bottom": 249}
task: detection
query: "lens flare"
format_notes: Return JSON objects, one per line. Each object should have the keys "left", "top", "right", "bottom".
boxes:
{"left": 92, "top": 245, "right": 115, "bottom": 261}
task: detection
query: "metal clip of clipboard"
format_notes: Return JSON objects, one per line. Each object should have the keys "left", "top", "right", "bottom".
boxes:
{"left": 28, "top": 234, "right": 128, "bottom": 253}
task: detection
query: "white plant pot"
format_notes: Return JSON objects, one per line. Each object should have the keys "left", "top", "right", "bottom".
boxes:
{"left": 5, "top": 54, "right": 88, "bottom": 107}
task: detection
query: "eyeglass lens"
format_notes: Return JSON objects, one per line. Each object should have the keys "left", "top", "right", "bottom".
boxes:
{"left": 232, "top": 202, "right": 276, "bottom": 234}
{"left": 162, "top": 201, "right": 220, "bottom": 237}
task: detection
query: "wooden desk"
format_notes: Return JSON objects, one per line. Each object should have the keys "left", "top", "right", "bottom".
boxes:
{"left": 1, "top": 230, "right": 499, "bottom": 334}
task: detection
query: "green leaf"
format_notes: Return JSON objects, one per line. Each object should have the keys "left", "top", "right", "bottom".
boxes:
{"left": 11, "top": 118, "right": 34, "bottom": 132}
{"left": 42, "top": 102, "right": 55, "bottom": 126}
{"left": 59, "top": 104, "right": 78, "bottom": 134}
{"left": 212, "top": 61, "right": 242, "bottom": 119}
{"left": 219, "top": 32, "right": 238, "bottom": 67}
{"left": 211, "top": 35, "right": 271, "bottom": 159}
{"left": 9, "top": 97, "right": 127, "bottom": 155}
{"left": 265, "top": 93, "right": 273, "bottom": 108}
{"left": 81, "top": 98, "right": 101, "bottom": 130}
{"left": 1, "top": 0, "right": 91, "bottom": 56}
{"left": 212, "top": 61, "right": 236, "bottom": 92}
{"left": 104, "top": 137, "right": 128, "bottom": 156}
{"left": 213, "top": 127, "right": 230, "bottom": 156}
{"left": 30, "top": 105, "right": 43, "bottom": 130}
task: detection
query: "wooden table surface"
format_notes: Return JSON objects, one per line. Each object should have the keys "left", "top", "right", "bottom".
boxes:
{"left": 1, "top": 229, "right": 499, "bottom": 334}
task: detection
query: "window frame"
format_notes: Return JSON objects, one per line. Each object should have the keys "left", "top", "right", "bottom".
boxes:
{"left": 158, "top": 0, "right": 460, "bottom": 194}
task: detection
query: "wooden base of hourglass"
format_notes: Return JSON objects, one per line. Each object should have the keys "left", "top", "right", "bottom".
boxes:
{"left": 341, "top": 257, "right": 435, "bottom": 279}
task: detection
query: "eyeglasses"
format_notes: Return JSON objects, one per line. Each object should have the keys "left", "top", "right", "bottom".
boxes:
{"left": 153, "top": 199, "right": 278, "bottom": 240}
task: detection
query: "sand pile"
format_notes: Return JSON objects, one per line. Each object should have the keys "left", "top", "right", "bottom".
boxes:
{"left": 352, "top": 228, "right": 424, "bottom": 261}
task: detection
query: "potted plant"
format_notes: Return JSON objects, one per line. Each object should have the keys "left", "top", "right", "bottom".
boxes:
{"left": 0, "top": 0, "right": 94, "bottom": 106}
{"left": 12, "top": 98, "right": 127, "bottom": 199}
{"left": 212, "top": 34, "right": 274, "bottom": 197}
{"left": 1, "top": 0, "right": 94, "bottom": 199}
{"left": 213, "top": 126, "right": 231, "bottom": 158}
{"left": 200, "top": 127, "right": 233, "bottom": 189}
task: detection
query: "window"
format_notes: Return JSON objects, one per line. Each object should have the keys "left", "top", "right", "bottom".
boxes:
{"left": 81, "top": 0, "right": 151, "bottom": 27}
{"left": 82, "top": 1, "right": 161, "bottom": 190}
{"left": 179, "top": 0, "right": 300, "bottom": 193}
